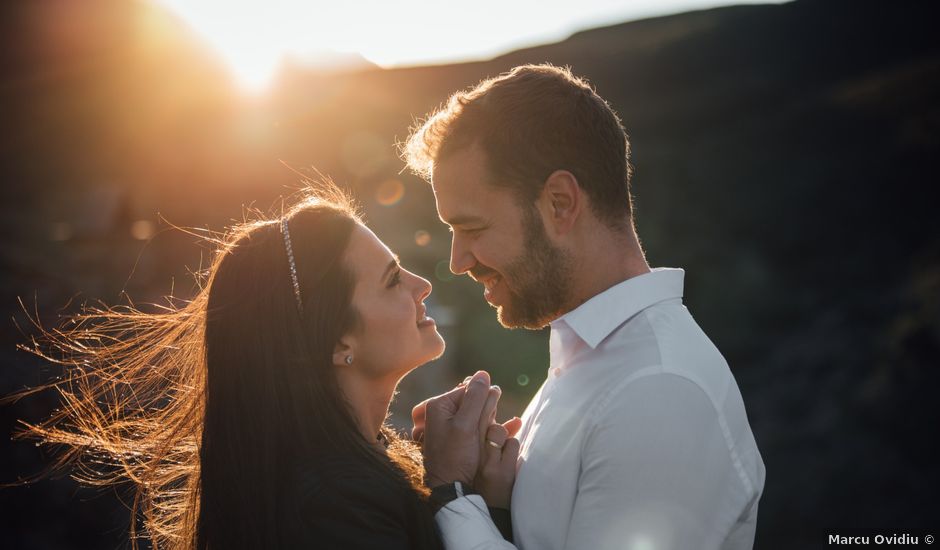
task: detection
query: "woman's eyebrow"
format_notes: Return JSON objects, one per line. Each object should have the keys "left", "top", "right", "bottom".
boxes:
{"left": 381, "top": 254, "right": 401, "bottom": 283}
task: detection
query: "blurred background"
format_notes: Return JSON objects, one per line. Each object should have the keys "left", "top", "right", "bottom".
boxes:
{"left": 1, "top": 0, "right": 938, "bottom": 547}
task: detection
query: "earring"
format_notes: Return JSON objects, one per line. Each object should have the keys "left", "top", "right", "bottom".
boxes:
{"left": 344, "top": 355, "right": 353, "bottom": 365}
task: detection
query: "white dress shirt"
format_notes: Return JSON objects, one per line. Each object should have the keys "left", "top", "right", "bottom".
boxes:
{"left": 436, "top": 268, "right": 765, "bottom": 550}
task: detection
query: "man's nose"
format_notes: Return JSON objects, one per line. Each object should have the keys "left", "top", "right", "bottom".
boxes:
{"left": 449, "top": 235, "right": 475, "bottom": 275}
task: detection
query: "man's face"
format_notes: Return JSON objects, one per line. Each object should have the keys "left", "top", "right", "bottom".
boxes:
{"left": 431, "top": 144, "right": 572, "bottom": 329}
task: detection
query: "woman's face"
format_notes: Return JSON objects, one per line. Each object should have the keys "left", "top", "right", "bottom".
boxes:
{"left": 339, "top": 224, "right": 445, "bottom": 379}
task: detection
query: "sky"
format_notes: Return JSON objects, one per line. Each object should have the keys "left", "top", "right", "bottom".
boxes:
{"left": 153, "top": 0, "right": 791, "bottom": 91}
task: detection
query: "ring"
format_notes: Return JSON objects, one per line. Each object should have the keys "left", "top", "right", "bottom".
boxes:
{"left": 486, "top": 439, "right": 502, "bottom": 449}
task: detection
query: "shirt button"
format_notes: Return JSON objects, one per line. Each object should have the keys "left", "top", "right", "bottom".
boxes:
{"left": 552, "top": 367, "right": 562, "bottom": 377}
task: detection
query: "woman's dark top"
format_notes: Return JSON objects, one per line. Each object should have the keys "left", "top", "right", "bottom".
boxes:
{"left": 280, "top": 455, "right": 445, "bottom": 549}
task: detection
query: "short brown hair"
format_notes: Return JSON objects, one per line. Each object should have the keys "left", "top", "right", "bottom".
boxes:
{"left": 403, "top": 64, "right": 634, "bottom": 229}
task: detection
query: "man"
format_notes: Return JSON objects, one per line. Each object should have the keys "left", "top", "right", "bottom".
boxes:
{"left": 405, "top": 64, "right": 765, "bottom": 550}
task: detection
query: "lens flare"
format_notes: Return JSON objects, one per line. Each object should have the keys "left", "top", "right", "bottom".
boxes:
{"left": 131, "top": 220, "right": 156, "bottom": 240}
{"left": 414, "top": 230, "right": 431, "bottom": 247}
{"left": 375, "top": 179, "right": 405, "bottom": 206}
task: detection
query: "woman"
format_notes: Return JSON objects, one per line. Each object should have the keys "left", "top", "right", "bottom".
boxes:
{"left": 14, "top": 185, "right": 516, "bottom": 549}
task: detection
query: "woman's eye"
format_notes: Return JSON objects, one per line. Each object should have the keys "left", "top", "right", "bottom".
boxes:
{"left": 388, "top": 270, "right": 402, "bottom": 288}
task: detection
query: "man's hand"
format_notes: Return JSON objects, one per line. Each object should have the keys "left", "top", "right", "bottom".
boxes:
{"left": 475, "top": 421, "right": 521, "bottom": 509}
{"left": 412, "top": 378, "right": 522, "bottom": 443}
{"left": 423, "top": 370, "right": 514, "bottom": 489}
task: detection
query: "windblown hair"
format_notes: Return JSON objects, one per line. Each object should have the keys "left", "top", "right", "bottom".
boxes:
{"left": 10, "top": 185, "right": 428, "bottom": 549}
{"left": 403, "top": 63, "right": 634, "bottom": 230}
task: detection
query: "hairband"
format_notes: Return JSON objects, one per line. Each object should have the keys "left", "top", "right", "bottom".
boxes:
{"left": 280, "top": 219, "right": 303, "bottom": 313}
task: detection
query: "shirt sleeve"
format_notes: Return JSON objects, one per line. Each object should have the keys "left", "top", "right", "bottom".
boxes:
{"left": 564, "top": 373, "right": 751, "bottom": 550}
{"left": 435, "top": 494, "right": 519, "bottom": 550}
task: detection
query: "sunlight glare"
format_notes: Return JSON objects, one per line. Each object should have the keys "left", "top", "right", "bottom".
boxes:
{"left": 152, "top": 0, "right": 790, "bottom": 92}
{"left": 154, "top": 0, "right": 363, "bottom": 92}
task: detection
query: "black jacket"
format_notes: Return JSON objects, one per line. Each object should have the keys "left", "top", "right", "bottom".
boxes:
{"left": 280, "top": 456, "right": 445, "bottom": 549}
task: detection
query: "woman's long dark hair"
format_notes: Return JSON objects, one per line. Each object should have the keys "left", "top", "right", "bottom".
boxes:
{"left": 10, "top": 185, "right": 429, "bottom": 549}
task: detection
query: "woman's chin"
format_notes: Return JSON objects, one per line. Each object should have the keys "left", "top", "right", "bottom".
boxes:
{"left": 413, "top": 337, "right": 446, "bottom": 370}
{"left": 392, "top": 340, "right": 446, "bottom": 382}
{"left": 429, "top": 333, "right": 446, "bottom": 360}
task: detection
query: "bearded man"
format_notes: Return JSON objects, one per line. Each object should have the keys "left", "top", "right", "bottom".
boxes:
{"left": 408, "top": 64, "right": 765, "bottom": 550}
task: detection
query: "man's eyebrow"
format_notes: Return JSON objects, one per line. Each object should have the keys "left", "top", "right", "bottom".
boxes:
{"left": 441, "top": 214, "right": 486, "bottom": 227}
{"left": 381, "top": 254, "right": 401, "bottom": 283}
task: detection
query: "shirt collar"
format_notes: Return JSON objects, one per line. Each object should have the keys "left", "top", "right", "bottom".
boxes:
{"left": 552, "top": 268, "right": 686, "bottom": 349}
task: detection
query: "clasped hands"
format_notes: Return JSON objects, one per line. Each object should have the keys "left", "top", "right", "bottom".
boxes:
{"left": 412, "top": 370, "right": 522, "bottom": 509}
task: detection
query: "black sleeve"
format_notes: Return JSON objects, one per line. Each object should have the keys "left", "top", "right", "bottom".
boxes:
{"left": 487, "top": 506, "right": 513, "bottom": 542}
{"left": 293, "top": 473, "right": 416, "bottom": 550}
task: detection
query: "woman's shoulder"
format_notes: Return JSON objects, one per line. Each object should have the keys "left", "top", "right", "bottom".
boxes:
{"left": 281, "top": 454, "right": 443, "bottom": 550}
{"left": 287, "top": 453, "right": 412, "bottom": 510}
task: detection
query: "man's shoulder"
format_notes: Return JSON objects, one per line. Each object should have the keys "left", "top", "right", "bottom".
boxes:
{"left": 589, "top": 304, "right": 737, "bottom": 418}
{"left": 628, "top": 304, "right": 730, "bottom": 386}
{"left": 587, "top": 366, "right": 717, "bottom": 423}
{"left": 596, "top": 301, "right": 727, "bottom": 376}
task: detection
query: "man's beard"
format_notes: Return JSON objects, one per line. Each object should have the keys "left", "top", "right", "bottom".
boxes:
{"left": 493, "top": 208, "right": 572, "bottom": 329}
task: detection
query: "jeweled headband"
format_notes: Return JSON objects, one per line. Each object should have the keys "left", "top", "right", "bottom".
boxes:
{"left": 280, "top": 219, "right": 303, "bottom": 313}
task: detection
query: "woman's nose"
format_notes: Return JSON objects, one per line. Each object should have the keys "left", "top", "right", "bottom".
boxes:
{"left": 414, "top": 274, "right": 432, "bottom": 302}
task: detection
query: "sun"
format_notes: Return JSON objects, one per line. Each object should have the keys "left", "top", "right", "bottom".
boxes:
{"left": 150, "top": 0, "right": 791, "bottom": 93}
{"left": 150, "top": 0, "right": 572, "bottom": 92}
{"left": 152, "top": 0, "right": 362, "bottom": 92}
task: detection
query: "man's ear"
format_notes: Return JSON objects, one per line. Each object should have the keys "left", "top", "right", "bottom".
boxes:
{"left": 332, "top": 337, "right": 354, "bottom": 368}
{"left": 538, "top": 170, "right": 582, "bottom": 236}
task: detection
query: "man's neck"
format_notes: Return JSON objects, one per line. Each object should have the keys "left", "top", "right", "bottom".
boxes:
{"left": 562, "top": 225, "right": 651, "bottom": 315}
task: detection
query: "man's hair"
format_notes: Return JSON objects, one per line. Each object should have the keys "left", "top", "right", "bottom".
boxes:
{"left": 403, "top": 63, "right": 634, "bottom": 229}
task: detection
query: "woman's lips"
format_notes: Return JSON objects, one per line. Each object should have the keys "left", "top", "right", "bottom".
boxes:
{"left": 417, "top": 304, "right": 435, "bottom": 327}
{"left": 417, "top": 315, "right": 436, "bottom": 328}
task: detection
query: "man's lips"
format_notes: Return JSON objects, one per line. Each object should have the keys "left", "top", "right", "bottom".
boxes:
{"left": 468, "top": 266, "right": 499, "bottom": 283}
{"left": 469, "top": 267, "right": 504, "bottom": 305}
{"left": 481, "top": 275, "right": 502, "bottom": 292}
{"left": 482, "top": 275, "right": 503, "bottom": 304}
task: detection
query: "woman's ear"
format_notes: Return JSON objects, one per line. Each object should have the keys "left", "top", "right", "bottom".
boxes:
{"left": 332, "top": 337, "right": 354, "bottom": 368}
